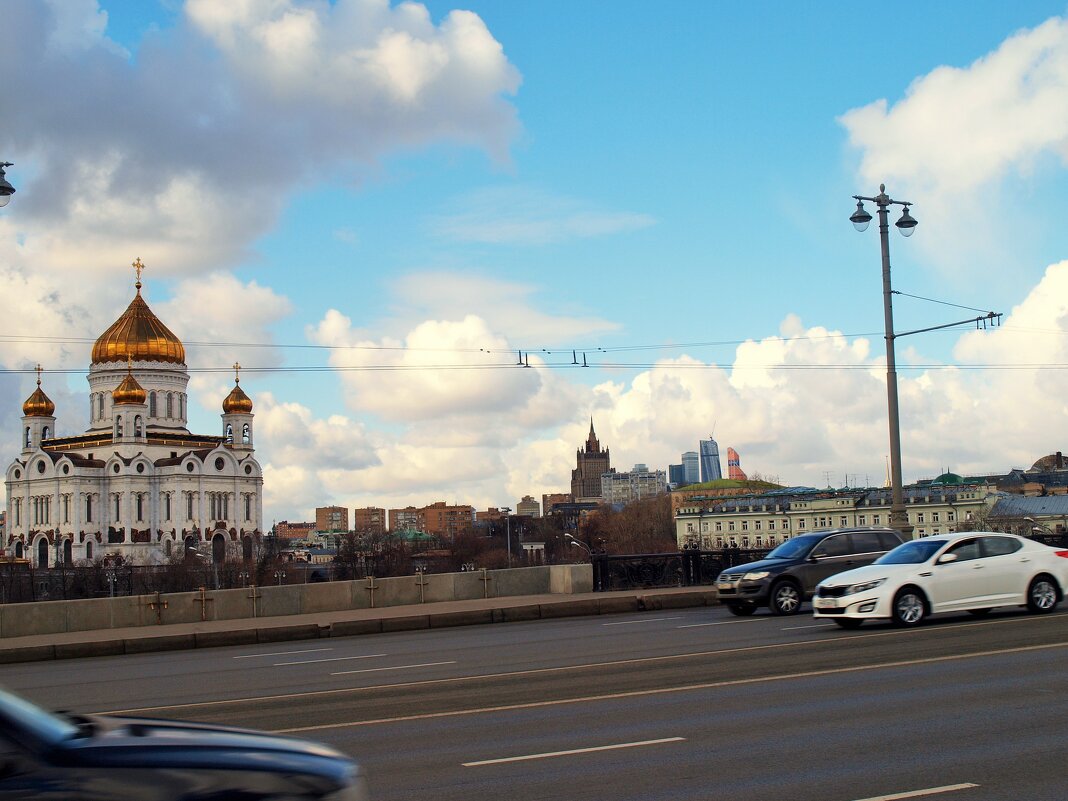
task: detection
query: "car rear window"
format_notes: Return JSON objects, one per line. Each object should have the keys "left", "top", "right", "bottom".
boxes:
{"left": 982, "top": 536, "right": 1023, "bottom": 557}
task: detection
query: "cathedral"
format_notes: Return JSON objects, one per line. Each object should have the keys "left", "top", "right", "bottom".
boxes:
{"left": 4, "top": 260, "right": 263, "bottom": 567}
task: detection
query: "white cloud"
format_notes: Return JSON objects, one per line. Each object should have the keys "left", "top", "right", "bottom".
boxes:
{"left": 0, "top": 0, "right": 520, "bottom": 297}
{"left": 839, "top": 15, "right": 1068, "bottom": 270}
{"left": 429, "top": 185, "right": 656, "bottom": 245}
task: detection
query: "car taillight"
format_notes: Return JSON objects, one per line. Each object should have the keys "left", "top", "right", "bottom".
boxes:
{"left": 1055, "top": 551, "right": 1068, "bottom": 559}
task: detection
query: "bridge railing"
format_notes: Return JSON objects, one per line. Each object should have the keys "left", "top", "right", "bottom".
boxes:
{"left": 590, "top": 548, "right": 770, "bottom": 592}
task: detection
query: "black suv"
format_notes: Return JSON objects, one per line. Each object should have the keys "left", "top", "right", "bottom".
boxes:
{"left": 715, "top": 527, "right": 903, "bottom": 616}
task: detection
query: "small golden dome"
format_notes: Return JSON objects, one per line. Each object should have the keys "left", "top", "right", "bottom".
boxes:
{"left": 23, "top": 377, "right": 55, "bottom": 417}
{"left": 113, "top": 371, "right": 147, "bottom": 406}
{"left": 91, "top": 265, "right": 185, "bottom": 365}
{"left": 223, "top": 383, "right": 253, "bottom": 414}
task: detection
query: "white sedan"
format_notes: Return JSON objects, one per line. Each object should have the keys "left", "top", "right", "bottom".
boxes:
{"left": 812, "top": 531, "right": 1068, "bottom": 628}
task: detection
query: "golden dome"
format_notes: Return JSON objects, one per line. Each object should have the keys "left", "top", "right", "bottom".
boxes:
{"left": 91, "top": 266, "right": 185, "bottom": 365}
{"left": 112, "top": 370, "right": 147, "bottom": 406}
{"left": 23, "top": 375, "right": 55, "bottom": 417}
{"left": 223, "top": 382, "right": 253, "bottom": 414}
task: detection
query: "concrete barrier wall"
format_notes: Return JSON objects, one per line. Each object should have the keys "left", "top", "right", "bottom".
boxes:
{"left": 0, "top": 564, "right": 593, "bottom": 637}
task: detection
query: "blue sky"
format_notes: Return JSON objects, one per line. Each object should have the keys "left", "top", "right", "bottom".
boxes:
{"left": 3, "top": 0, "right": 1068, "bottom": 522}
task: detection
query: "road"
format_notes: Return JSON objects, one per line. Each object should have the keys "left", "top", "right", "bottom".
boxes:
{"left": 2, "top": 605, "right": 1067, "bottom": 801}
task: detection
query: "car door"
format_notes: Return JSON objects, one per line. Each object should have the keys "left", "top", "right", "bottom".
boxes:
{"left": 927, "top": 538, "right": 986, "bottom": 612}
{"left": 798, "top": 533, "right": 855, "bottom": 596}
{"left": 977, "top": 536, "right": 1028, "bottom": 604}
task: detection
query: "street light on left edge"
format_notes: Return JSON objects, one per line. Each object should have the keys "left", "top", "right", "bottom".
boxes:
{"left": 0, "top": 163, "right": 15, "bottom": 207}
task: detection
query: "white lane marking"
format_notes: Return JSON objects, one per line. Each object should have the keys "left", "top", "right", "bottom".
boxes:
{"left": 332, "top": 660, "right": 456, "bottom": 676}
{"left": 463, "top": 737, "right": 685, "bottom": 767}
{"left": 781, "top": 623, "right": 837, "bottom": 631}
{"left": 274, "top": 653, "right": 387, "bottom": 666}
{"left": 233, "top": 648, "right": 334, "bottom": 659}
{"left": 852, "top": 783, "right": 979, "bottom": 801}
{"left": 96, "top": 614, "right": 1068, "bottom": 716}
{"left": 603, "top": 617, "right": 682, "bottom": 626}
{"left": 678, "top": 618, "right": 773, "bottom": 629}
{"left": 274, "top": 640, "right": 1068, "bottom": 733}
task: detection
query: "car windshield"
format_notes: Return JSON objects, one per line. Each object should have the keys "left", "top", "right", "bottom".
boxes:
{"left": 0, "top": 688, "right": 78, "bottom": 744}
{"left": 764, "top": 534, "right": 823, "bottom": 560}
{"left": 874, "top": 539, "right": 947, "bottom": 565}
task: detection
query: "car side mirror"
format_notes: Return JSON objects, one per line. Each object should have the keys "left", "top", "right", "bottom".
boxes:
{"left": 937, "top": 553, "right": 958, "bottom": 565}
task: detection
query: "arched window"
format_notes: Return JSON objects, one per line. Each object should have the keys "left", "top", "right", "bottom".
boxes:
{"left": 89, "top": 396, "right": 94, "bottom": 421}
{"left": 165, "top": 540, "right": 172, "bottom": 557}
{"left": 212, "top": 533, "right": 226, "bottom": 564}
{"left": 225, "top": 424, "right": 233, "bottom": 444}
{"left": 37, "top": 538, "right": 47, "bottom": 569}
{"left": 134, "top": 416, "right": 143, "bottom": 437}
{"left": 149, "top": 391, "right": 157, "bottom": 417}
{"left": 114, "top": 494, "right": 120, "bottom": 520}
{"left": 242, "top": 536, "right": 253, "bottom": 561}
{"left": 24, "top": 427, "right": 30, "bottom": 447}
{"left": 136, "top": 494, "right": 144, "bottom": 521}
{"left": 165, "top": 493, "right": 171, "bottom": 520}
{"left": 86, "top": 541, "right": 93, "bottom": 561}
{"left": 242, "top": 424, "right": 251, "bottom": 445}
{"left": 63, "top": 539, "right": 72, "bottom": 565}
{"left": 115, "top": 416, "right": 122, "bottom": 438}
{"left": 42, "top": 426, "right": 49, "bottom": 439}
{"left": 98, "top": 394, "right": 104, "bottom": 418}
{"left": 14, "top": 541, "right": 23, "bottom": 559}
{"left": 179, "top": 394, "right": 185, "bottom": 419}
{"left": 86, "top": 495, "right": 93, "bottom": 523}
{"left": 244, "top": 494, "right": 251, "bottom": 521}
{"left": 166, "top": 393, "right": 173, "bottom": 418}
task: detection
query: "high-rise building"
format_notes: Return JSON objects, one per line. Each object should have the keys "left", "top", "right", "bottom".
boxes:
{"left": 602, "top": 464, "right": 668, "bottom": 505}
{"left": 516, "top": 496, "right": 540, "bottom": 517}
{"left": 315, "top": 505, "right": 349, "bottom": 534}
{"left": 728, "top": 447, "right": 748, "bottom": 481}
{"left": 682, "top": 451, "right": 700, "bottom": 485}
{"left": 571, "top": 419, "right": 613, "bottom": 501}
{"left": 700, "top": 438, "right": 723, "bottom": 483}
{"left": 353, "top": 507, "right": 386, "bottom": 535}
{"left": 668, "top": 464, "right": 686, "bottom": 488}
{"left": 389, "top": 506, "right": 424, "bottom": 532}
{"left": 421, "top": 502, "right": 475, "bottom": 539}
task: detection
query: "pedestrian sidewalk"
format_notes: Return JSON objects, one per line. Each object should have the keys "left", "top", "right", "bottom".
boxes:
{"left": 0, "top": 586, "right": 719, "bottom": 664}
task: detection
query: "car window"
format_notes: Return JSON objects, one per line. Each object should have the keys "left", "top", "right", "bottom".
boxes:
{"left": 811, "top": 534, "right": 849, "bottom": 558}
{"left": 945, "top": 539, "right": 981, "bottom": 562}
{"left": 982, "top": 536, "right": 1022, "bottom": 557}
{"left": 877, "top": 531, "right": 902, "bottom": 551}
{"left": 849, "top": 531, "right": 885, "bottom": 554}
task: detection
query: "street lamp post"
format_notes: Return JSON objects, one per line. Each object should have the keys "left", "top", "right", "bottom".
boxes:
{"left": 850, "top": 185, "right": 917, "bottom": 540}
{"left": 0, "top": 162, "right": 15, "bottom": 208}
{"left": 500, "top": 507, "right": 512, "bottom": 568}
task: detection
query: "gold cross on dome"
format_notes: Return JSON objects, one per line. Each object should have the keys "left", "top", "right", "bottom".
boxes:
{"left": 132, "top": 257, "right": 144, "bottom": 284}
{"left": 233, "top": 362, "right": 241, "bottom": 383}
{"left": 34, "top": 363, "right": 42, "bottom": 386}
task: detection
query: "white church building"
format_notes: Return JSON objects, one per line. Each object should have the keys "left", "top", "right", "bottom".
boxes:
{"left": 5, "top": 261, "right": 264, "bottom": 566}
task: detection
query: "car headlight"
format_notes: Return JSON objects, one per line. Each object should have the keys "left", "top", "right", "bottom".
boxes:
{"left": 742, "top": 570, "right": 770, "bottom": 581}
{"left": 845, "top": 578, "right": 885, "bottom": 595}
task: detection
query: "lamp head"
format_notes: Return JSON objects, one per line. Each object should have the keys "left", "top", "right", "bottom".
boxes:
{"left": 849, "top": 199, "right": 871, "bottom": 232}
{"left": 896, "top": 205, "right": 917, "bottom": 237}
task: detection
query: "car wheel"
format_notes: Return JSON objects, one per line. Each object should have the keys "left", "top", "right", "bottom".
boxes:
{"left": 769, "top": 581, "right": 802, "bottom": 616}
{"left": 833, "top": 618, "right": 863, "bottom": 629}
{"left": 967, "top": 608, "right": 992, "bottom": 617}
{"left": 1026, "top": 575, "right": 1059, "bottom": 614}
{"left": 891, "top": 587, "right": 926, "bottom": 627}
{"left": 725, "top": 602, "right": 756, "bottom": 617}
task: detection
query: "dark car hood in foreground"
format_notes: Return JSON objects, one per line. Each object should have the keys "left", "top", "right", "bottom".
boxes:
{"left": 52, "top": 714, "right": 355, "bottom": 786}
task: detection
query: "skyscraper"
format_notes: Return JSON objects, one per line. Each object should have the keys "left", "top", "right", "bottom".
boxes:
{"left": 727, "top": 447, "right": 748, "bottom": 481}
{"left": 668, "top": 463, "right": 686, "bottom": 488}
{"left": 571, "top": 419, "right": 613, "bottom": 501}
{"left": 699, "top": 437, "right": 722, "bottom": 483}
{"left": 682, "top": 451, "right": 699, "bottom": 485}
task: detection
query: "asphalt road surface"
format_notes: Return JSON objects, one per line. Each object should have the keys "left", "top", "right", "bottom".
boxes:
{"left": 3, "top": 604, "right": 1067, "bottom": 801}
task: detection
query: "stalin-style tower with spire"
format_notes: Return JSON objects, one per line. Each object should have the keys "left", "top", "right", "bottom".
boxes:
{"left": 570, "top": 418, "right": 614, "bottom": 502}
